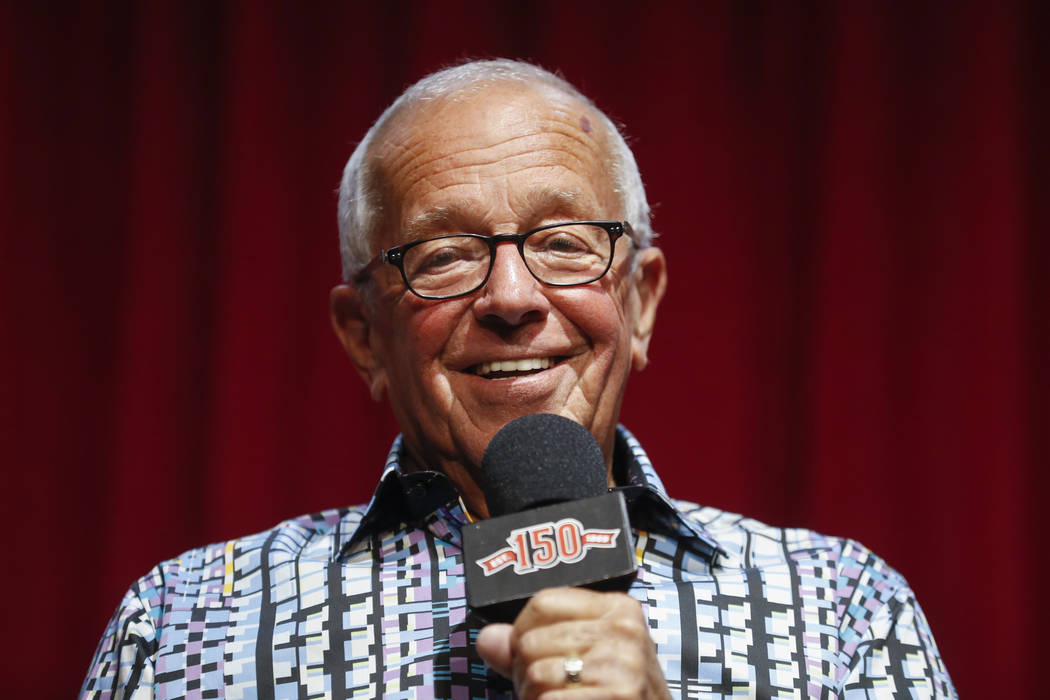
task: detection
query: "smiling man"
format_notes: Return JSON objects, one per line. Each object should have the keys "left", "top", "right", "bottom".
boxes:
{"left": 329, "top": 77, "right": 663, "bottom": 522}
{"left": 82, "top": 60, "right": 955, "bottom": 699}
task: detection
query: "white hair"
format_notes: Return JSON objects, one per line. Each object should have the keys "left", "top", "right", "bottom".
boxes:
{"left": 336, "top": 59, "right": 654, "bottom": 281}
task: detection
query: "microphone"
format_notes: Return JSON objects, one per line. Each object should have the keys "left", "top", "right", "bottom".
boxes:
{"left": 463, "top": 414, "right": 637, "bottom": 622}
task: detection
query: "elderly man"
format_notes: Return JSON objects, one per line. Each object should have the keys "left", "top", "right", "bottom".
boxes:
{"left": 82, "top": 60, "right": 955, "bottom": 699}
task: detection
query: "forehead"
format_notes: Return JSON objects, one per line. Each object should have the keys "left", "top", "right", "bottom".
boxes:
{"left": 368, "top": 83, "right": 619, "bottom": 232}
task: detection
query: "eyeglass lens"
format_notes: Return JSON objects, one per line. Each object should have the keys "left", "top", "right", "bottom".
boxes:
{"left": 402, "top": 224, "right": 613, "bottom": 298}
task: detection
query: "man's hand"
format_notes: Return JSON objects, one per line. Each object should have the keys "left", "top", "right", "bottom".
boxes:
{"left": 476, "top": 587, "right": 671, "bottom": 700}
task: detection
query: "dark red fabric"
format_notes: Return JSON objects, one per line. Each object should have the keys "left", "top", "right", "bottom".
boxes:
{"left": 2, "top": 2, "right": 1045, "bottom": 696}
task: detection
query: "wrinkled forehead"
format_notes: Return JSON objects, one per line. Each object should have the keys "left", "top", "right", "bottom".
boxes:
{"left": 378, "top": 80, "right": 611, "bottom": 154}
{"left": 365, "top": 82, "right": 620, "bottom": 221}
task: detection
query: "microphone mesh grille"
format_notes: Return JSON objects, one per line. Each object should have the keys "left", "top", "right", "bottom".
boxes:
{"left": 480, "top": 413, "right": 608, "bottom": 517}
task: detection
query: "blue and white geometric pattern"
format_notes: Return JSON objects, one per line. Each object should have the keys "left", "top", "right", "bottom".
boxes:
{"left": 81, "top": 428, "right": 955, "bottom": 698}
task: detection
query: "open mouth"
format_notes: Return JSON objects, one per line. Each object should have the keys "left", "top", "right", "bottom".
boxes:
{"left": 472, "top": 357, "right": 564, "bottom": 379}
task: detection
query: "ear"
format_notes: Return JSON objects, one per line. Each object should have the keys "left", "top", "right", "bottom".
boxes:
{"left": 330, "top": 284, "right": 389, "bottom": 401}
{"left": 629, "top": 247, "right": 667, "bottom": 371}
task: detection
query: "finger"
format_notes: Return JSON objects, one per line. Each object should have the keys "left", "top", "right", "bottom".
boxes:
{"left": 515, "top": 655, "right": 575, "bottom": 699}
{"left": 515, "top": 618, "right": 606, "bottom": 664}
{"left": 519, "top": 655, "right": 648, "bottom": 700}
{"left": 514, "top": 588, "right": 628, "bottom": 632}
{"left": 476, "top": 623, "right": 514, "bottom": 678}
{"left": 521, "top": 638, "right": 650, "bottom": 686}
{"left": 535, "top": 655, "right": 653, "bottom": 700}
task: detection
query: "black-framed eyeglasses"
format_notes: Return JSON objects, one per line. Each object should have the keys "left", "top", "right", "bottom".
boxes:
{"left": 354, "top": 220, "right": 632, "bottom": 300}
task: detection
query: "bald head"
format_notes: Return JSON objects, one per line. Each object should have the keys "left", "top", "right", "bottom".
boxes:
{"left": 336, "top": 59, "right": 653, "bottom": 281}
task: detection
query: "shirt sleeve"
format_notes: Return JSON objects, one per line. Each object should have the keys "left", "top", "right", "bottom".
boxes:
{"left": 80, "top": 567, "right": 165, "bottom": 699}
{"left": 838, "top": 552, "right": 956, "bottom": 698}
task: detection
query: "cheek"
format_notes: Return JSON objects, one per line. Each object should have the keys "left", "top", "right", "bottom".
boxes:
{"left": 565, "top": 289, "right": 633, "bottom": 356}
{"left": 387, "top": 302, "right": 464, "bottom": 384}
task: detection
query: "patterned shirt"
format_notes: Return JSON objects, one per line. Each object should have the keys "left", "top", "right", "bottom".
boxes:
{"left": 81, "top": 427, "right": 955, "bottom": 699}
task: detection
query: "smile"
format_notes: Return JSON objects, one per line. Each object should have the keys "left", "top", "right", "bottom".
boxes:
{"left": 473, "top": 357, "right": 561, "bottom": 379}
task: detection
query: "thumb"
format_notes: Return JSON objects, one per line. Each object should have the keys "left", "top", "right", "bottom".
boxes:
{"left": 475, "top": 623, "right": 514, "bottom": 678}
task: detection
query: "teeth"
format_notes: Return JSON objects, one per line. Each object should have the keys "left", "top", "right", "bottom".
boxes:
{"left": 477, "top": 357, "right": 553, "bottom": 376}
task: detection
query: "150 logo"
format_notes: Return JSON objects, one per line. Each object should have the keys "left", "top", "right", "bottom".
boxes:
{"left": 475, "top": 518, "right": 622, "bottom": 576}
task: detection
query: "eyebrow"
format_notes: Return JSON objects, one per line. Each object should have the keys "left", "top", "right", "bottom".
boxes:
{"left": 400, "top": 188, "right": 593, "bottom": 242}
{"left": 401, "top": 207, "right": 463, "bottom": 242}
{"left": 522, "top": 188, "right": 587, "bottom": 219}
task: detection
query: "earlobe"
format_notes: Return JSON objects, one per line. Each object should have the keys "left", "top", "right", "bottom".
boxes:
{"left": 629, "top": 248, "right": 668, "bottom": 371}
{"left": 330, "top": 284, "right": 388, "bottom": 401}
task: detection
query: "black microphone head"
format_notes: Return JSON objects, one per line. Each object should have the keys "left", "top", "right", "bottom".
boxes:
{"left": 481, "top": 413, "right": 608, "bottom": 517}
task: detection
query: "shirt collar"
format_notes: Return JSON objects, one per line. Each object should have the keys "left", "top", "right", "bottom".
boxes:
{"left": 338, "top": 427, "right": 724, "bottom": 562}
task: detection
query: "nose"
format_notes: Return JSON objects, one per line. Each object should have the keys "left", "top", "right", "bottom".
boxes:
{"left": 472, "top": 242, "right": 549, "bottom": 328}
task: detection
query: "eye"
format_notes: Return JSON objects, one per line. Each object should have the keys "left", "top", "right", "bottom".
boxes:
{"left": 530, "top": 228, "right": 598, "bottom": 256}
{"left": 404, "top": 236, "right": 486, "bottom": 278}
{"left": 420, "top": 247, "right": 467, "bottom": 270}
{"left": 546, "top": 234, "right": 590, "bottom": 254}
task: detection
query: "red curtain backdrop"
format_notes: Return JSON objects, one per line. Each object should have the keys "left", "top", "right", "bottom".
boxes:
{"left": 2, "top": 2, "right": 1046, "bottom": 696}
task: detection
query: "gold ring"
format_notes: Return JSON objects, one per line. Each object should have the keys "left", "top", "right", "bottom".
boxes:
{"left": 564, "top": 655, "right": 583, "bottom": 684}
